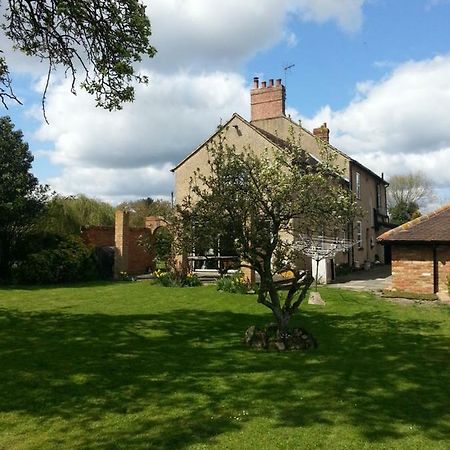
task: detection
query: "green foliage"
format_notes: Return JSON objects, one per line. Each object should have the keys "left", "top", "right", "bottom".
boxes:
{"left": 389, "top": 200, "right": 421, "bottom": 225}
{"left": 181, "top": 272, "right": 202, "bottom": 287}
{"left": 12, "top": 235, "right": 100, "bottom": 284}
{"left": 117, "top": 198, "right": 173, "bottom": 227}
{"left": 1, "top": 0, "right": 156, "bottom": 111}
{"left": 387, "top": 172, "right": 435, "bottom": 223}
{"left": 152, "top": 269, "right": 202, "bottom": 288}
{"left": 38, "top": 194, "right": 115, "bottom": 236}
{"left": 176, "top": 129, "right": 361, "bottom": 331}
{"left": 217, "top": 271, "right": 251, "bottom": 294}
{"left": 0, "top": 116, "right": 49, "bottom": 278}
{"left": 138, "top": 227, "right": 174, "bottom": 272}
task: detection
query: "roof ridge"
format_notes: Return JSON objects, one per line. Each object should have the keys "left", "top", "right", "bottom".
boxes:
{"left": 171, "top": 113, "right": 285, "bottom": 172}
{"left": 378, "top": 203, "right": 450, "bottom": 241}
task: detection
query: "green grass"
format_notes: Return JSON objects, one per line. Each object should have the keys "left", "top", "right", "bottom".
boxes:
{"left": 0, "top": 283, "right": 449, "bottom": 449}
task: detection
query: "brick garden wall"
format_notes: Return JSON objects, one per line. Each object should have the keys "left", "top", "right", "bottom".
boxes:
{"left": 128, "top": 228, "right": 154, "bottom": 275}
{"left": 81, "top": 226, "right": 114, "bottom": 247}
{"left": 391, "top": 244, "right": 434, "bottom": 294}
{"left": 391, "top": 243, "right": 450, "bottom": 294}
{"left": 81, "top": 224, "right": 155, "bottom": 276}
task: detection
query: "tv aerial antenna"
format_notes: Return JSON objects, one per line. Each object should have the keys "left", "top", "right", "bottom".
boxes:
{"left": 284, "top": 63, "right": 295, "bottom": 88}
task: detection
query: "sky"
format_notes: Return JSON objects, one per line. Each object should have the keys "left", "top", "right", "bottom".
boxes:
{"left": 2, "top": 0, "right": 450, "bottom": 207}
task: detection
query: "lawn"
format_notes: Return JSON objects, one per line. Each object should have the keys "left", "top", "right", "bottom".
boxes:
{"left": 0, "top": 283, "right": 449, "bottom": 449}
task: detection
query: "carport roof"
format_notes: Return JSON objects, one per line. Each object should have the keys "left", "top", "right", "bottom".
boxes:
{"left": 378, "top": 204, "right": 450, "bottom": 243}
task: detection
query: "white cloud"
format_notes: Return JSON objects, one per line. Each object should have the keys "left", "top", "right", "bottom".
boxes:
{"left": 146, "top": 0, "right": 367, "bottom": 71}
{"left": 34, "top": 70, "right": 249, "bottom": 201}
{"left": 47, "top": 165, "right": 174, "bottom": 204}
{"left": 20, "top": 0, "right": 369, "bottom": 201}
{"left": 298, "top": 55, "right": 450, "bottom": 188}
{"left": 291, "top": 0, "right": 366, "bottom": 33}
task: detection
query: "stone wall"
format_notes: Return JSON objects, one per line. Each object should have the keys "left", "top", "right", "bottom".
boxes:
{"left": 391, "top": 244, "right": 450, "bottom": 294}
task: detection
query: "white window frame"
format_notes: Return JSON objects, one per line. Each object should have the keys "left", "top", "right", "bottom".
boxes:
{"left": 376, "top": 183, "right": 382, "bottom": 209}
{"left": 355, "top": 171, "right": 361, "bottom": 200}
{"left": 356, "top": 221, "right": 363, "bottom": 249}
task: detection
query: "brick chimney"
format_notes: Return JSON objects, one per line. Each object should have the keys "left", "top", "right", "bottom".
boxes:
{"left": 251, "top": 77, "right": 285, "bottom": 122}
{"left": 313, "top": 123, "right": 330, "bottom": 143}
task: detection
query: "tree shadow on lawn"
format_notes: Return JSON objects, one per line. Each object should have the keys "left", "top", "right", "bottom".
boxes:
{"left": 0, "top": 305, "right": 448, "bottom": 448}
{"left": 0, "top": 281, "right": 117, "bottom": 291}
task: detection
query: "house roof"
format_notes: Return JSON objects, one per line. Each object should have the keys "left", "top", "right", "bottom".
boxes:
{"left": 377, "top": 204, "right": 450, "bottom": 243}
{"left": 172, "top": 112, "right": 387, "bottom": 186}
{"left": 171, "top": 113, "right": 286, "bottom": 172}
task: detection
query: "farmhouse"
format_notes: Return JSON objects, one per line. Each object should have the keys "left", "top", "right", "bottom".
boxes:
{"left": 378, "top": 204, "right": 450, "bottom": 298}
{"left": 172, "top": 77, "right": 391, "bottom": 281}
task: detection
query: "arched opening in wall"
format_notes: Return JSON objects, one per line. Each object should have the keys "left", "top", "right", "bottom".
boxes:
{"left": 153, "top": 226, "right": 173, "bottom": 271}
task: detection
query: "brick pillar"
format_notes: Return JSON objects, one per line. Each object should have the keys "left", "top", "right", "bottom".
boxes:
{"left": 114, "top": 210, "right": 130, "bottom": 279}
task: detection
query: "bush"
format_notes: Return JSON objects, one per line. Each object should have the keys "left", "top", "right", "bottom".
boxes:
{"left": 181, "top": 272, "right": 202, "bottom": 287}
{"left": 217, "top": 271, "right": 250, "bottom": 294}
{"left": 152, "top": 270, "right": 202, "bottom": 288}
{"left": 12, "top": 235, "right": 101, "bottom": 284}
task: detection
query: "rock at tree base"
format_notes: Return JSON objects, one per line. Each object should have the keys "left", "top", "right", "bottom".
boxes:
{"left": 244, "top": 325, "right": 316, "bottom": 351}
{"left": 308, "top": 291, "right": 326, "bottom": 306}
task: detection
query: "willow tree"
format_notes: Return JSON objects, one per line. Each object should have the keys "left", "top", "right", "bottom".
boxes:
{"left": 178, "top": 132, "right": 361, "bottom": 334}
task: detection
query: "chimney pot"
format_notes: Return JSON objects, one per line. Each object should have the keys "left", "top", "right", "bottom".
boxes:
{"left": 250, "top": 76, "right": 285, "bottom": 121}
{"left": 253, "top": 77, "right": 259, "bottom": 89}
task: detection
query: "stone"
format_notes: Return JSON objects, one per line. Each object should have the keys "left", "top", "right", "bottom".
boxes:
{"left": 308, "top": 291, "right": 326, "bottom": 305}
{"left": 244, "top": 326, "right": 256, "bottom": 346}
{"left": 274, "top": 341, "right": 286, "bottom": 352}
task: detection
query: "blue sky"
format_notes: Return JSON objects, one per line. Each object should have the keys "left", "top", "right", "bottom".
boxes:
{"left": 3, "top": 0, "right": 450, "bottom": 206}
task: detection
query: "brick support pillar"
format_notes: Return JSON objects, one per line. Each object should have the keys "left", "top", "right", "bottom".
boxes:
{"left": 114, "top": 210, "right": 130, "bottom": 279}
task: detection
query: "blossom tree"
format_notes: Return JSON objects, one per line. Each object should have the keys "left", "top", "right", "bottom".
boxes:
{"left": 177, "top": 130, "right": 361, "bottom": 338}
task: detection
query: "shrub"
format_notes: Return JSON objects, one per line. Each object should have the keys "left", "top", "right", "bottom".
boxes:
{"left": 181, "top": 272, "right": 202, "bottom": 287}
{"left": 153, "top": 269, "right": 175, "bottom": 287}
{"left": 12, "top": 235, "right": 100, "bottom": 284}
{"left": 152, "top": 269, "right": 202, "bottom": 288}
{"left": 217, "top": 271, "right": 250, "bottom": 294}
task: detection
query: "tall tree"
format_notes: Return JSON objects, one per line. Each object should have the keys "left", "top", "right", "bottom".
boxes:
{"left": 38, "top": 194, "right": 115, "bottom": 236}
{"left": 387, "top": 172, "right": 435, "bottom": 224}
{"left": 176, "top": 133, "right": 361, "bottom": 335}
{"left": 0, "top": 0, "right": 156, "bottom": 113}
{"left": 118, "top": 197, "right": 173, "bottom": 227}
{"left": 0, "top": 116, "right": 48, "bottom": 278}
